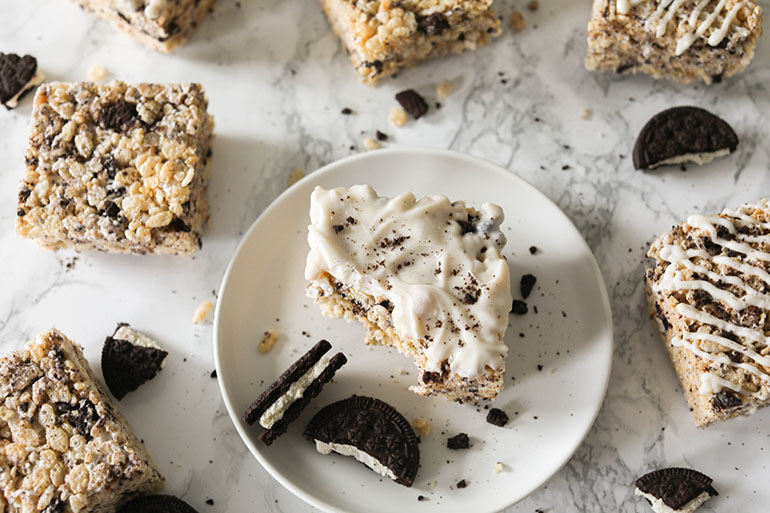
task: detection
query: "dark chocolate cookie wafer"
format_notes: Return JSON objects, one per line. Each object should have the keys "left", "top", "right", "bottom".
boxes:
{"left": 118, "top": 494, "right": 198, "bottom": 513}
{"left": 395, "top": 89, "right": 428, "bottom": 119}
{"left": 0, "top": 53, "right": 41, "bottom": 109}
{"left": 259, "top": 352, "right": 347, "bottom": 446}
{"left": 635, "top": 467, "right": 718, "bottom": 510}
{"left": 304, "top": 395, "right": 420, "bottom": 487}
{"left": 243, "top": 339, "right": 332, "bottom": 425}
{"left": 633, "top": 106, "right": 738, "bottom": 170}
{"left": 102, "top": 323, "right": 168, "bottom": 400}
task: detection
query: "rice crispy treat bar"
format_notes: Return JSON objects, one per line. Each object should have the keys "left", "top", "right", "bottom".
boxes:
{"left": 0, "top": 329, "right": 164, "bottom": 512}
{"left": 319, "top": 0, "right": 502, "bottom": 84}
{"left": 67, "top": 0, "right": 216, "bottom": 53}
{"left": 646, "top": 199, "right": 770, "bottom": 427}
{"left": 305, "top": 185, "right": 512, "bottom": 403}
{"left": 586, "top": 0, "right": 763, "bottom": 84}
{"left": 16, "top": 81, "right": 214, "bottom": 255}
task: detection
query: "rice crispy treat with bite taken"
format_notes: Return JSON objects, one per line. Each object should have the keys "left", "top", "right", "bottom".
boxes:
{"left": 16, "top": 81, "right": 214, "bottom": 255}
{"left": 646, "top": 199, "right": 770, "bottom": 427}
{"left": 586, "top": 0, "right": 763, "bottom": 84}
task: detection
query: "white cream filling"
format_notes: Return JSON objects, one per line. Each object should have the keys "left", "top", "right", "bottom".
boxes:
{"left": 315, "top": 440, "right": 397, "bottom": 481}
{"left": 259, "top": 356, "right": 330, "bottom": 429}
{"left": 635, "top": 489, "right": 712, "bottom": 513}
{"left": 5, "top": 69, "right": 44, "bottom": 109}
{"left": 650, "top": 149, "right": 731, "bottom": 169}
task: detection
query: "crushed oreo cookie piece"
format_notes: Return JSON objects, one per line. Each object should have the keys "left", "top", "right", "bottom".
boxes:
{"left": 395, "top": 89, "right": 428, "bottom": 120}
{"left": 341, "top": 107, "right": 353, "bottom": 115}
{"left": 633, "top": 106, "right": 738, "bottom": 170}
{"left": 419, "top": 12, "right": 450, "bottom": 35}
{"left": 376, "top": 130, "right": 388, "bottom": 141}
{"left": 529, "top": 245, "right": 538, "bottom": 254}
{"left": 244, "top": 340, "right": 347, "bottom": 445}
{"left": 99, "top": 101, "right": 139, "bottom": 131}
{"left": 635, "top": 468, "right": 717, "bottom": 511}
{"left": 456, "top": 479, "right": 468, "bottom": 489}
{"left": 304, "top": 395, "right": 420, "bottom": 487}
{"left": 510, "top": 300, "right": 528, "bottom": 315}
{"left": 520, "top": 274, "right": 537, "bottom": 299}
{"left": 711, "top": 390, "right": 742, "bottom": 411}
{"left": 101, "top": 323, "right": 168, "bottom": 400}
{"left": 0, "top": 53, "right": 42, "bottom": 109}
{"left": 447, "top": 432, "right": 470, "bottom": 449}
{"left": 486, "top": 407, "right": 509, "bottom": 427}
{"left": 118, "top": 495, "right": 199, "bottom": 513}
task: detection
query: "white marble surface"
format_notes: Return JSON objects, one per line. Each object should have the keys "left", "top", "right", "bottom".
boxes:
{"left": 1, "top": 0, "right": 769, "bottom": 511}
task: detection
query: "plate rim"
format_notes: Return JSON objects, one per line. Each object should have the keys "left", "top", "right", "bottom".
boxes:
{"left": 213, "top": 147, "right": 614, "bottom": 513}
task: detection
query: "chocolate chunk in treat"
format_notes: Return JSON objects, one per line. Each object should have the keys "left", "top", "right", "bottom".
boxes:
{"left": 486, "top": 407, "right": 509, "bottom": 427}
{"left": 304, "top": 395, "right": 420, "bottom": 487}
{"left": 711, "top": 390, "right": 742, "bottom": 411}
{"left": 419, "top": 13, "right": 450, "bottom": 35}
{"left": 101, "top": 323, "right": 168, "bottom": 400}
{"left": 0, "top": 53, "right": 42, "bottom": 109}
{"left": 395, "top": 89, "right": 429, "bottom": 119}
{"left": 447, "top": 432, "right": 470, "bottom": 449}
{"left": 510, "top": 300, "right": 528, "bottom": 315}
{"left": 243, "top": 340, "right": 347, "bottom": 446}
{"left": 99, "top": 101, "right": 139, "bottom": 131}
{"left": 633, "top": 107, "right": 738, "bottom": 170}
{"left": 635, "top": 468, "right": 718, "bottom": 511}
{"left": 520, "top": 274, "right": 537, "bottom": 299}
{"left": 118, "top": 495, "right": 199, "bottom": 513}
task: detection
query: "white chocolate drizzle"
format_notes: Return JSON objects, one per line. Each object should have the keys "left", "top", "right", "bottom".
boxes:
{"left": 616, "top": 0, "right": 750, "bottom": 56}
{"left": 652, "top": 200, "right": 770, "bottom": 399}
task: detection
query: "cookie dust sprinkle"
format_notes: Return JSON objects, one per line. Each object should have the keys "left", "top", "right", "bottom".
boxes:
{"left": 258, "top": 330, "right": 279, "bottom": 354}
{"left": 509, "top": 11, "right": 526, "bottom": 31}
{"left": 288, "top": 167, "right": 304, "bottom": 186}
{"left": 436, "top": 80, "right": 453, "bottom": 100}
{"left": 193, "top": 300, "right": 214, "bottom": 323}
{"left": 389, "top": 107, "right": 408, "bottom": 127}
{"left": 363, "top": 137, "right": 381, "bottom": 151}
{"left": 412, "top": 418, "right": 431, "bottom": 437}
{"left": 87, "top": 65, "right": 109, "bottom": 82}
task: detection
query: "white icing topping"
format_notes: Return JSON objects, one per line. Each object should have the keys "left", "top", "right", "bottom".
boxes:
{"left": 144, "top": 0, "right": 168, "bottom": 19}
{"left": 314, "top": 440, "right": 397, "bottom": 481}
{"left": 305, "top": 185, "right": 511, "bottom": 378}
{"left": 259, "top": 356, "right": 330, "bottom": 429}
{"left": 652, "top": 200, "right": 770, "bottom": 398}
{"left": 615, "top": 0, "right": 750, "bottom": 55}
{"left": 634, "top": 489, "right": 712, "bottom": 513}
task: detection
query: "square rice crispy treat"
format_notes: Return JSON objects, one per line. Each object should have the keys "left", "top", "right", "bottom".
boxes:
{"left": 0, "top": 329, "right": 164, "bottom": 512}
{"left": 646, "top": 199, "right": 770, "bottom": 427}
{"left": 320, "top": 0, "right": 502, "bottom": 84}
{"left": 586, "top": 0, "right": 763, "bottom": 84}
{"left": 68, "top": 0, "right": 216, "bottom": 53}
{"left": 17, "top": 81, "right": 214, "bottom": 255}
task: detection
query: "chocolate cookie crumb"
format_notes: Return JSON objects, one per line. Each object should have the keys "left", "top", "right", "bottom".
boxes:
{"left": 395, "top": 89, "right": 428, "bottom": 119}
{"left": 486, "top": 408, "right": 509, "bottom": 427}
{"left": 511, "top": 300, "right": 528, "bottom": 315}
{"left": 529, "top": 246, "right": 538, "bottom": 254}
{"left": 341, "top": 107, "right": 353, "bottom": 115}
{"left": 447, "top": 433, "right": 470, "bottom": 449}
{"left": 456, "top": 479, "right": 468, "bottom": 489}
{"left": 376, "top": 130, "right": 388, "bottom": 141}
{"left": 520, "top": 274, "right": 537, "bottom": 299}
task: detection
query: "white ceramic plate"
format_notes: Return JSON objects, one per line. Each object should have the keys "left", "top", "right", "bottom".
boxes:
{"left": 214, "top": 148, "right": 613, "bottom": 513}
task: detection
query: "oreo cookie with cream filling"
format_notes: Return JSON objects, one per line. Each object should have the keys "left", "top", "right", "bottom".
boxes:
{"left": 118, "top": 494, "right": 198, "bottom": 513}
{"left": 635, "top": 467, "right": 718, "bottom": 513}
{"left": 0, "top": 53, "right": 44, "bottom": 110}
{"left": 102, "top": 323, "right": 168, "bottom": 400}
{"left": 243, "top": 339, "right": 347, "bottom": 446}
{"left": 633, "top": 106, "right": 738, "bottom": 170}
{"left": 304, "top": 395, "right": 420, "bottom": 487}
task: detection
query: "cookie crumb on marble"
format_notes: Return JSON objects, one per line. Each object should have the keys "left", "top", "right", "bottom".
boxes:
{"left": 436, "top": 80, "right": 453, "bottom": 100}
{"left": 389, "top": 107, "right": 408, "bottom": 127}
{"left": 193, "top": 300, "right": 214, "bottom": 323}
{"left": 412, "top": 417, "right": 431, "bottom": 437}
{"left": 87, "top": 65, "right": 109, "bottom": 82}
{"left": 509, "top": 11, "right": 526, "bottom": 31}
{"left": 258, "top": 330, "right": 279, "bottom": 354}
{"left": 364, "top": 137, "right": 381, "bottom": 151}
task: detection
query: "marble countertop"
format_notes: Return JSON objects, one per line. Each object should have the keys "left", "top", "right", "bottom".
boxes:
{"left": 2, "top": 0, "right": 769, "bottom": 511}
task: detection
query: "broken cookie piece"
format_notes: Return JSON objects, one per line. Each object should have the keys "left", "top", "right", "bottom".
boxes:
{"left": 0, "top": 329, "right": 164, "bottom": 511}
{"left": 633, "top": 107, "right": 738, "bottom": 170}
{"left": 0, "top": 52, "right": 43, "bottom": 110}
{"left": 243, "top": 340, "right": 347, "bottom": 445}
{"left": 118, "top": 494, "right": 199, "bottom": 513}
{"left": 635, "top": 468, "right": 718, "bottom": 513}
{"left": 304, "top": 395, "right": 420, "bottom": 487}
{"left": 102, "top": 323, "right": 168, "bottom": 400}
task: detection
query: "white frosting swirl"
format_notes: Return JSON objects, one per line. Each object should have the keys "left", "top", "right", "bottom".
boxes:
{"left": 304, "top": 185, "right": 511, "bottom": 378}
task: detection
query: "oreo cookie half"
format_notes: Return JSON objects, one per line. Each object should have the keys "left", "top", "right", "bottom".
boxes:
{"left": 635, "top": 467, "right": 718, "bottom": 512}
{"left": 118, "top": 494, "right": 198, "bottom": 513}
{"left": 0, "top": 53, "right": 43, "bottom": 110}
{"left": 102, "top": 323, "right": 168, "bottom": 400}
{"left": 243, "top": 340, "right": 347, "bottom": 446}
{"left": 633, "top": 106, "right": 738, "bottom": 170}
{"left": 304, "top": 395, "right": 420, "bottom": 487}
